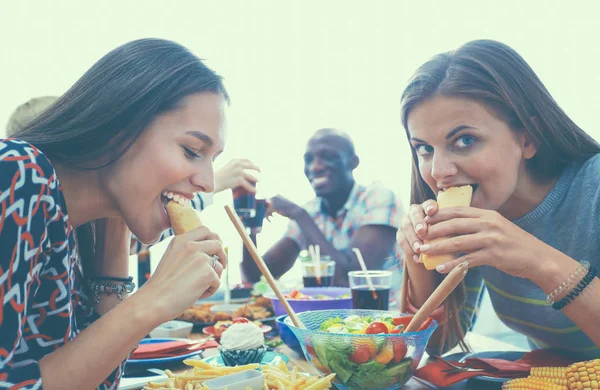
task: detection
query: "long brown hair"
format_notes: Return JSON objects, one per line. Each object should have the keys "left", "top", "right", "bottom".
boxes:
{"left": 400, "top": 39, "right": 600, "bottom": 350}
{"left": 13, "top": 38, "right": 229, "bottom": 282}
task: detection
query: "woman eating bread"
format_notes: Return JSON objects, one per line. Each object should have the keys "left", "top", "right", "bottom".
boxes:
{"left": 0, "top": 39, "right": 227, "bottom": 389}
{"left": 396, "top": 39, "right": 600, "bottom": 359}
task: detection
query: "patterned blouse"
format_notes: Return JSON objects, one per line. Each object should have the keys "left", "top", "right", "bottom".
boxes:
{"left": 0, "top": 139, "right": 123, "bottom": 389}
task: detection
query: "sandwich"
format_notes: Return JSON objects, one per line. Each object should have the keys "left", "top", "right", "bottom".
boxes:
{"left": 165, "top": 201, "right": 203, "bottom": 235}
{"left": 421, "top": 185, "right": 473, "bottom": 270}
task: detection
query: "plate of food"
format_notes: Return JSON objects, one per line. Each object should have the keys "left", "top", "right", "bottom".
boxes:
{"left": 202, "top": 318, "right": 273, "bottom": 339}
{"left": 177, "top": 296, "right": 275, "bottom": 326}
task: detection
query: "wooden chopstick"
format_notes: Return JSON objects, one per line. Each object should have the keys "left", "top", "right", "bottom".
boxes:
{"left": 399, "top": 259, "right": 409, "bottom": 313}
{"left": 224, "top": 205, "right": 305, "bottom": 328}
{"left": 404, "top": 261, "right": 469, "bottom": 333}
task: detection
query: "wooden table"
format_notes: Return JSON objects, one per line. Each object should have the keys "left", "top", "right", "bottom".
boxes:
{"left": 187, "top": 330, "right": 527, "bottom": 389}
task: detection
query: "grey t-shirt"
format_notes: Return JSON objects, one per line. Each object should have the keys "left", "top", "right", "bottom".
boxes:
{"left": 457, "top": 154, "right": 600, "bottom": 359}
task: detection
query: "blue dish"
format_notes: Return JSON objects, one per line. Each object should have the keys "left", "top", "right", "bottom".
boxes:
{"left": 126, "top": 338, "right": 202, "bottom": 365}
{"left": 276, "top": 315, "right": 303, "bottom": 354}
{"left": 265, "top": 287, "right": 352, "bottom": 317}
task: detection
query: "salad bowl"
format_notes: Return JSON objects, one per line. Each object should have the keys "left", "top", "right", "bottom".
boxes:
{"left": 285, "top": 309, "right": 437, "bottom": 390}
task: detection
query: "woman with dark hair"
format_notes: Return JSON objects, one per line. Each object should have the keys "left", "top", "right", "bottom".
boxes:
{"left": 397, "top": 39, "right": 600, "bottom": 359}
{"left": 0, "top": 38, "right": 229, "bottom": 389}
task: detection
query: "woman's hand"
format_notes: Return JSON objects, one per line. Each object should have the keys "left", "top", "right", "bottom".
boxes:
{"left": 137, "top": 226, "right": 226, "bottom": 325}
{"left": 214, "top": 158, "right": 260, "bottom": 194}
{"left": 421, "top": 207, "right": 545, "bottom": 279}
{"left": 396, "top": 200, "right": 439, "bottom": 263}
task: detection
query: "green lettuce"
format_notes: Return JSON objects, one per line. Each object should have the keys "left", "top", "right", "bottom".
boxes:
{"left": 347, "top": 361, "right": 395, "bottom": 389}
{"left": 320, "top": 316, "right": 344, "bottom": 331}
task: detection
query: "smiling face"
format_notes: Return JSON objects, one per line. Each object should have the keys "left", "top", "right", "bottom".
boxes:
{"left": 303, "top": 133, "right": 357, "bottom": 198}
{"left": 102, "top": 92, "right": 226, "bottom": 244}
{"left": 407, "top": 95, "right": 537, "bottom": 216}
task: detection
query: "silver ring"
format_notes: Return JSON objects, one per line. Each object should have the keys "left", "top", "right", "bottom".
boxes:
{"left": 211, "top": 255, "right": 219, "bottom": 269}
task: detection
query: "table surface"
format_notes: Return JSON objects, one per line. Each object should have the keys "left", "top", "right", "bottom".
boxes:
{"left": 184, "top": 330, "right": 527, "bottom": 390}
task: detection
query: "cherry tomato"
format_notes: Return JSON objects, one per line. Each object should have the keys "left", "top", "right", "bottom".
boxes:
{"left": 392, "top": 339, "right": 408, "bottom": 363}
{"left": 365, "top": 321, "right": 389, "bottom": 334}
{"left": 350, "top": 344, "right": 372, "bottom": 365}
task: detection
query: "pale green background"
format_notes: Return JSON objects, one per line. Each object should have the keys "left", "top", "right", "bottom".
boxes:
{"left": 1, "top": 0, "right": 599, "bottom": 344}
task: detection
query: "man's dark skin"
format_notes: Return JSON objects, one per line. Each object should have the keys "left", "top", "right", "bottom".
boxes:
{"left": 241, "top": 128, "right": 397, "bottom": 286}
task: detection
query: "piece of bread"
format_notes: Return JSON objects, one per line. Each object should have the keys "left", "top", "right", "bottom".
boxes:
{"left": 421, "top": 185, "right": 473, "bottom": 270}
{"left": 165, "top": 201, "right": 203, "bottom": 235}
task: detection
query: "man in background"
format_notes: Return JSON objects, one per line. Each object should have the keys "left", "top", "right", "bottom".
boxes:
{"left": 242, "top": 128, "right": 402, "bottom": 287}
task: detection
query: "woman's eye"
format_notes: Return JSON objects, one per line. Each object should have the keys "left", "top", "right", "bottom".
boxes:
{"left": 454, "top": 135, "right": 476, "bottom": 148}
{"left": 183, "top": 147, "right": 203, "bottom": 160}
{"left": 414, "top": 144, "right": 434, "bottom": 156}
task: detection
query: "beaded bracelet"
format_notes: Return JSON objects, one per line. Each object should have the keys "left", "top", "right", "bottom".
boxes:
{"left": 552, "top": 267, "right": 597, "bottom": 311}
{"left": 89, "top": 276, "right": 135, "bottom": 304}
{"left": 545, "top": 260, "right": 590, "bottom": 305}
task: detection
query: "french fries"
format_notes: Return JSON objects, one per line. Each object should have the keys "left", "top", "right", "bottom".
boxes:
{"left": 143, "top": 359, "right": 335, "bottom": 390}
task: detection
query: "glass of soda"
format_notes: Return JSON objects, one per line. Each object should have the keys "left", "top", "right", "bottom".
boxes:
{"left": 348, "top": 270, "right": 392, "bottom": 310}
{"left": 232, "top": 186, "right": 256, "bottom": 218}
{"left": 301, "top": 256, "right": 335, "bottom": 287}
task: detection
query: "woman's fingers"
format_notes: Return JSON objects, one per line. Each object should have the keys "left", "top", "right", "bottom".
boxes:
{"left": 179, "top": 226, "right": 221, "bottom": 242}
{"left": 436, "top": 252, "right": 480, "bottom": 274}
{"left": 419, "top": 233, "right": 485, "bottom": 258}
{"left": 422, "top": 199, "right": 439, "bottom": 217}
{"left": 238, "top": 159, "right": 261, "bottom": 172}
{"left": 426, "top": 206, "right": 483, "bottom": 225}
{"left": 197, "top": 264, "right": 222, "bottom": 300}
{"left": 408, "top": 203, "right": 429, "bottom": 238}
{"left": 423, "top": 218, "right": 480, "bottom": 241}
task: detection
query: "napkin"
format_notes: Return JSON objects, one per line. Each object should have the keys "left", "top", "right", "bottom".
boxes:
{"left": 130, "top": 339, "right": 219, "bottom": 360}
{"left": 414, "top": 349, "right": 576, "bottom": 387}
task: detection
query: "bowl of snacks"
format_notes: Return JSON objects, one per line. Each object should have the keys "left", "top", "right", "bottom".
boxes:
{"left": 265, "top": 287, "right": 352, "bottom": 317}
{"left": 285, "top": 309, "right": 437, "bottom": 390}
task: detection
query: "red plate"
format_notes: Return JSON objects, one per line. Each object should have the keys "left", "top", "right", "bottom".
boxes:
{"left": 202, "top": 324, "right": 272, "bottom": 339}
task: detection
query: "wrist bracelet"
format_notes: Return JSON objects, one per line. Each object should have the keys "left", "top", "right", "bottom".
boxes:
{"left": 89, "top": 276, "right": 135, "bottom": 304}
{"left": 546, "top": 260, "right": 590, "bottom": 305}
{"left": 552, "top": 267, "right": 597, "bottom": 311}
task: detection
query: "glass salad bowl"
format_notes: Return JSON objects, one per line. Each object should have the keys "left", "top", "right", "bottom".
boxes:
{"left": 285, "top": 309, "right": 437, "bottom": 390}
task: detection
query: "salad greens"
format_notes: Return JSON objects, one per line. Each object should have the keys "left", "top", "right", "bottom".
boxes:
{"left": 308, "top": 314, "right": 414, "bottom": 389}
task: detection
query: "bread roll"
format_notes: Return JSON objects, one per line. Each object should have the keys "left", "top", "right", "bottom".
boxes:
{"left": 421, "top": 185, "right": 473, "bottom": 270}
{"left": 165, "top": 201, "right": 203, "bottom": 235}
